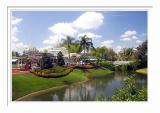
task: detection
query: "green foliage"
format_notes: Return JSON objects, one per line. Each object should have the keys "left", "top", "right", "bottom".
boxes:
{"left": 31, "top": 66, "right": 74, "bottom": 78}
{"left": 91, "top": 47, "right": 116, "bottom": 61}
{"left": 99, "top": 61, "right": 115, "bottom": 71}
{"left": 135, "top": 40, "right": 147, "bottom": 68}
{"left": 136, "top": 68, "right": 147, "bottom": 75}
{"left": 96, "top": 76, "right": 147, "bottom": 101}
{"left": 57, "top": 51, "right": 65, "bottom": 66}
{"left": 117, "top": 48, "right": 135, "bottom": 61}
{"left": 39, "top": 53, "right": 53, "bottom": 69}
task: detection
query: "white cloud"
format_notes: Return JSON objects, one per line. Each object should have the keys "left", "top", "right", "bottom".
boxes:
{"left": 12, "top": 16, "right": 23, "bottom": 25}
{"left": 136, "top": 40, "right": 142, "bottom": 44}
{"left": 11, "top": 16, "right": 28, "bottom": 53}
{"left": 120, "top": 38, "right": 131, "bottom": 41}
{"left": 100, "top": 40, "right": 114, "bottom": 48}
{"left": 73, "top": 12, "right": 104, "bottom": 30}
{"left": 44, "top": 12, "right": 104, "bottom": 47}
{"left": 49, "top": 23, "right": 77, "bottom": 37}
{"left": 77, "top": 32, "right": 102, "bottom": 40}
{"left": 43, "top": 34, "right": 66, "bottom": 47}
{"left": 132, "top": 36, "right": 138, "bottom": 39}
{"left": 120, "top": 30, "right": 137, "bottom": 41}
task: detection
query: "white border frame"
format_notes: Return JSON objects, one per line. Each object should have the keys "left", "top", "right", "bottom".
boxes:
{"left": 1, "top": 0, "right": 160, "bottom": 113}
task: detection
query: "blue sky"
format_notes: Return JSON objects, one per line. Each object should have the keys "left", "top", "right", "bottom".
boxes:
{"left": 11, "top": 11, "right": 147, "bottom": 53}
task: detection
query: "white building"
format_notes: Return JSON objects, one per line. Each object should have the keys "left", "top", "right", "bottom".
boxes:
{"left": 47, "top": 47, "right": 68, "bottom": 58}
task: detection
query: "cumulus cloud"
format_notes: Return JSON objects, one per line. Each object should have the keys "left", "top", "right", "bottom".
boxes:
{"left": 44, "top": 12, "right": 104, "bottom": 47}
{"left": 48, "top": 23, "right": 77, "bottom": 37}
{"left": 100, "top": 40, "right": 114, "bottom": 48}
{"left": 11, "top": 16, "right": 28, "bottom": 53}
{"left": 120, "top": 30, "right": 137, "bottom": 41}
{"left": 73, "top": 12, "right": 104, "bottom": 30}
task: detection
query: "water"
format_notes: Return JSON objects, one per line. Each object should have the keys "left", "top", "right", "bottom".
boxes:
{"left": 27, "top": 71, "right": 147, "bottom": 101}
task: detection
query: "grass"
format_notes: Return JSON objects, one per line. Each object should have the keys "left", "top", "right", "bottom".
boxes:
{"left": 12, "top": 69, "right": 85, "bottom": 100}
{"left": 86, "top": 68, "right": 113, "bottom": 78}
{"left": 136, "top": 68, "right": 147, "bottom": 75}
{"left": 12, "top": 68, "right": 113, "bottom": 100}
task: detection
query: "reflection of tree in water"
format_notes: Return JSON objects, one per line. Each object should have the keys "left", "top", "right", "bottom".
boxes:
{"left": 30, "top": 71, "right": 147, "bottom": 101}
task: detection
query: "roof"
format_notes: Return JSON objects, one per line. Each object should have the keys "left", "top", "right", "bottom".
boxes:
{"left": 12, "top": 59, "right": 18, "bottom": 62}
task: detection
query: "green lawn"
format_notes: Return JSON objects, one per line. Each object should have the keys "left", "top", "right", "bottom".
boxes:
{"left": 136, "top": 68, "right": 147, "bottom": 75}
{"left": 12, "top": 68, "right": 113, "bottom": 100}
{"left": 86, "top": 68, "right": 113, "bottom": 78}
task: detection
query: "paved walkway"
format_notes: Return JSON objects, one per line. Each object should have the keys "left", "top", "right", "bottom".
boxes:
{"left": 12, "top": 69, "right": 30, "bottom": 75}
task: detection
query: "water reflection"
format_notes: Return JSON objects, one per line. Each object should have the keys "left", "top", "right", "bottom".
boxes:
{"left": 28, "top": 71, "right": 147, "bottom": 101}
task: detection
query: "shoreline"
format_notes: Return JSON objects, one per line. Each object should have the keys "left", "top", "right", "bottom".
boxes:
{"left": 15, "top": 77, "right": 90, "bottom": 101}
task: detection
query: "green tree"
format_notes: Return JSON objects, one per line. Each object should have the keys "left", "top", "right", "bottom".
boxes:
{"left": 57, "top": 51, "right": 65, "bottom": 66}
{"left": 118, "top": 48, "right": 135, "bottom": 61}
{"left": 135, "top": 40, "right": 147, "bottom": 68}
{"left": 78, "top": 35, "right": 95, "bottom": 63}
{"left": 40, "top": 53, "right": 53, "bottom": 69}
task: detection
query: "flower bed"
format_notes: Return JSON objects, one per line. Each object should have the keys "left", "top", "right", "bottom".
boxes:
{"left": 30, "top": 66, "right": 74, "bottom": 78}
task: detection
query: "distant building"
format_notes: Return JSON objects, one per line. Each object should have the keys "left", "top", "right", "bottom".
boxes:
{"left": 47, "top": 47, "right": 68, "bottom": 58}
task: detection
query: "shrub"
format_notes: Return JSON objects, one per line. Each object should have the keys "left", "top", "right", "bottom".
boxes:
{"left": 99, "top": 61, "right": 115, "bottom": 71}
{"left": 96, "top": 76, "right": 147, "bottom": 101}
{"left": 30, "top": 66, "right": 74, "bottom": 78}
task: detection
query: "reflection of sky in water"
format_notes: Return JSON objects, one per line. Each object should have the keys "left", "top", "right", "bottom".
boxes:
{"left": 30, "top": 72, "right": 147, "bottom": 101}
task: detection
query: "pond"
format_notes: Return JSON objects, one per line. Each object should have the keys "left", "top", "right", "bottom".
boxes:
{"left": 26, "top": 71, "right": 147, "bottom": 101}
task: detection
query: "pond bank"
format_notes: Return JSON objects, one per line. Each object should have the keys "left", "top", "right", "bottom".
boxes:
{"left": 13, "top": 68, "right": 113, "bottom": 101}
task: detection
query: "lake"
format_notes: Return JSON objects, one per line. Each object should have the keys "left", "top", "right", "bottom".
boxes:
{"left": 26, "top": 71, "right": 147, "bottom": 101}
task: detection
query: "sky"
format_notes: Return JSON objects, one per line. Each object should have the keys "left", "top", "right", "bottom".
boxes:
{"left": 11, "top": 11, "right": 147, "bottom": 53}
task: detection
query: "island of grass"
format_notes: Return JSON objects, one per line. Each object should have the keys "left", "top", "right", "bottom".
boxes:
{"left": 136, "top": 68, "right": 147, "bottom": 75}
{"left": 12, "top": 67, "right": 113, "bottom": 100}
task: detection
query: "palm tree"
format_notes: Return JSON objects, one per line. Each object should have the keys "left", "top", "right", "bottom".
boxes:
{"left": 78, "top": 35, "right": 95, "bottom": 64}
{"left": 61, "top": 36, "right": 75, "bottom": 65}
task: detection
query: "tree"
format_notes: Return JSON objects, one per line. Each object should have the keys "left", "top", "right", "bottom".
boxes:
{"left": 12, "top": 51, "right": 20, "bottom": 57}
{"left": 135, "top": 40, "right": 147, "bottom": 68}
{"left": 118, "top": 48, "right": 135, "bottom": 61}
{"left": 57, "top": 51, "right": 65, "bottom": 66}
{"left": 40, "top": 53, "right": 53, "bottom": 69}
{"left": 62, "top": 36, "right": 73, "bottom": 65}
{"left": 78, "top": 35, "right": 95, "bottom": 63}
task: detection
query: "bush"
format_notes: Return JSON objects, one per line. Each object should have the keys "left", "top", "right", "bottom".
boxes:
{"left": 30, "top": 66, "right": 74, "bottom": 78}
{"left": 99, "top": 61, "right": 115, "bottom": 71}
{"left": 96, "top": 76, "right": 147, "bottom": 101}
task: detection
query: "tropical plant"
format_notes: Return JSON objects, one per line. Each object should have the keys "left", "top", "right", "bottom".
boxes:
{"left": 78, "top": 35, "right": 95, "bottom": 64}
{"left": 61, "top": 36, "right": 74, "bottom": 65}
